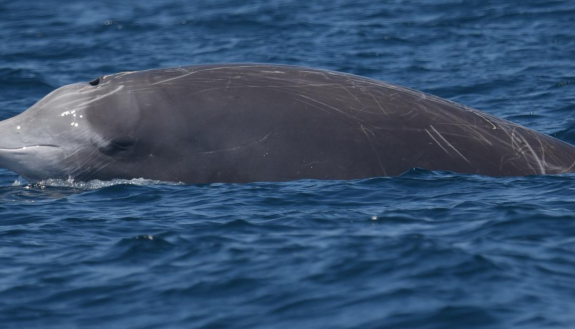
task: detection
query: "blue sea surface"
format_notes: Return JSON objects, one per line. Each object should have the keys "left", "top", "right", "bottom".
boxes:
{"left": 1, "top": 0, "right": 575, "bottom": 328}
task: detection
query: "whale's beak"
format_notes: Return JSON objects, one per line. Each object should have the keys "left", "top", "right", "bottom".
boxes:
{"left": 0, "top": 115, "right": 64, "bottom": 181}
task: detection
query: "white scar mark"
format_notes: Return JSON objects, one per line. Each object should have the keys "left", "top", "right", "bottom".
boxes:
{"left": 151, "top": 66, "right": 255, "bottom": 86}
{"left": 429, "top": 125, "right": 471, "bottom": 163}
{"left": 469, "top": 110, "right": 498, "bottom": 130}
{"left": 425, "top": 129, "right": 452, "bottom": 157}
{"left": 295, "top": 94, "right": 371, "bottom": 126}
{"left": 300, "top": 70, "right": 330, "bottom": 79}
{"left": 513, "top": 131, "right": 546, "bottom": 174}
{"left": 360, "top": 125, "right": 387, "bottom": 176}
{"left": 200, "top": 131, "right": 272, "bottom": 155}
{"left": 365, "top": 88, "right": 388, "bottom": 116}
{"left": 225, "top": 75, "right": 232, "bottom": 92}
{"left": 339, "top": 84, "right": 359, "bottom": 102}
{"left": 72, "top": 85, "right": 125, "bottom": 108}
{"left": 41, "top": 85, "right": 98, "bottom": 108}
{"left": 115, "top": 71, "right": 136, "bottom": 78}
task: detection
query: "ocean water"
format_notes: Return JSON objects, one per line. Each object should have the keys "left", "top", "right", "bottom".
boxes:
{"left": 1, "top": 0, "right": 575, "bottom": 328}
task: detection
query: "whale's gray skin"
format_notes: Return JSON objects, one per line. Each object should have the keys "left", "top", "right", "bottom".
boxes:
{"left": 1, "top": 64, "right": 575, "bottom": 183}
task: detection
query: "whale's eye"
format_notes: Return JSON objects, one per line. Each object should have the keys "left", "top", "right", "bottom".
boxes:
{"left": 89, "top": 77, "right": 100, "bottom": 86}
{"left": 98, "top": 138, "right": 134, "bottom": 156}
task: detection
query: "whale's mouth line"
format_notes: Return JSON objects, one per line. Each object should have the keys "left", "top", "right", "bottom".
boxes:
{"left": 0, "top": 144, "right": 60, "bottom": 151}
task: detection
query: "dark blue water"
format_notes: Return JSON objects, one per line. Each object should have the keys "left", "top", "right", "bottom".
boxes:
{"left": 1, "top": 1, "right": 575, "bottom": 328}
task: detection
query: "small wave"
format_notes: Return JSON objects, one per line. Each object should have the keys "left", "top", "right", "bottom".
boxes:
{"left": 553, "top": 124, "right": 575, "bottom": 145}
{"left": 98, "top": 235, "right": 176, "bottom": 263}
{"left": 0, "top": 67, "right": 55, "bottom": 89}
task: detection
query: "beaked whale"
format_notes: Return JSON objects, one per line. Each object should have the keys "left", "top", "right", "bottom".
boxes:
{"left": 1, "top": 64, "right": 574, "bottom": 183}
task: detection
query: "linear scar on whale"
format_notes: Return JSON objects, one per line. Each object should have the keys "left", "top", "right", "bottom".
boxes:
{"left": 1, "top": 64, "right": 575, "bottom": 183}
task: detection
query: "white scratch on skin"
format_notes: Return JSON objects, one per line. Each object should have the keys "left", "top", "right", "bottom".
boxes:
{"left": 365, "top": 88, "right": 389, "bottom": 116}
{"left": 300, "top": 161, "right": 321, "bottom": 168}
{"left": 339, "top": 84, "right": 359, "bottom": 102}
{"left": 300, "top": 70, "right": 330, "bottom": 80}
{"left": 200, "top": 131, "right": 273, "bottom": 155}
{"left": 536, "top": 135, "right": 546, "bottom": 173}
{"left": 151, "top": 66, "right": 255, "bottom": 86}
{"left": 558, "top": 158, "right": 575, "bottom": 174}
{"left": 432, "top": 122, "right": 494, "bottom": 146}
{"left": 296, "top": 94, "right": 372, "bottom": 126}
{"left": 360, "top": 125, "right": 387, "bottom": 176}
{"left": 293, "top": 98, "right": 342, "bottom": 118}
{"left": 184, "top": 83, "right": 343, "bottom": 98}
{"left": 41, "top": 86, "right": 98, "bottom": 108}
{"left": 72, "top": 85, "right": 125, "bottom": 108}
{"left": 115, "top": 71, "right": 136, "bottom": 78}
{"left": 514, "top": 132, "right": 546, "bottom": 174}
{"left": 401, "top": 108, "right": 418, "bottom": 120}
{"left": 225, "top": 75, "right": 232, "bottom": 92}
{"left": 430, "top": 125, "right": 471, "bottom": 163}
{"left": 469, "top": 110, "right": 498, "bottom": 130}
{"left": 425, "top": 129, "right": 452, "bottom": 157}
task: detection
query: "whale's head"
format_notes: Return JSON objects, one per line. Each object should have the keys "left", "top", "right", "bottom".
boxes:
{"left": 0, "top": 77, "right": 141, "bottom": 182}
